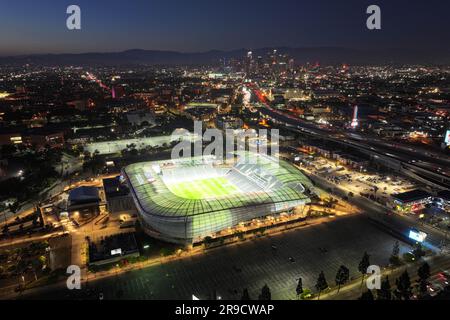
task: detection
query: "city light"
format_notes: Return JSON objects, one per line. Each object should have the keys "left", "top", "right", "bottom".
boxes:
{"left": 0, "top": 1, "right": 449, "bottom": 306}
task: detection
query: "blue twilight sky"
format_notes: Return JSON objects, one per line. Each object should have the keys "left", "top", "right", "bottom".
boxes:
{"left": 0, "top": 0, "right": 449, "bottom": 55}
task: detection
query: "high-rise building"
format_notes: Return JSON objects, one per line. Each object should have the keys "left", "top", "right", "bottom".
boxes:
{"left": 288, "top": 58, "right": 295, "bottom": 72}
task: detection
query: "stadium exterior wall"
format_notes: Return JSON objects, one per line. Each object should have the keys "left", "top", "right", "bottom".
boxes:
{"left": 133, "top": 197, "right": 307, "bottom": 245}
{"left": 123, "top": 155, "right": 313, "bottom": 245}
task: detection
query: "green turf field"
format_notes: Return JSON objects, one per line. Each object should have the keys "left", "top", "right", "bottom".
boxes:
{"left": 166, "top": 177, "right": 239, "bottom": 199}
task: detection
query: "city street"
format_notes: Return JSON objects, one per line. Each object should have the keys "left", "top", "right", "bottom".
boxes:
{"left": 1, "top": 0, "right": 450, "bottom": 310}
{"left": 294, "top": 161, "right": 450, "bottom": 252}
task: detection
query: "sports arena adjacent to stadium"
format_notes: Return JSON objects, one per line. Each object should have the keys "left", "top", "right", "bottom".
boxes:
{"left": 122, "top": 153, "right": 315, "bottom": 244}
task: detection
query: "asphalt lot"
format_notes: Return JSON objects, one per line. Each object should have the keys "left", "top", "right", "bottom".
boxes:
{"left": 27, "top": 214, "right": 412, "bottom": 300}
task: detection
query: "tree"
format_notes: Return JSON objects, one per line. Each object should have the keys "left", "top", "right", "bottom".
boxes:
{"left": 360, "top": 290, "right": 374, "bottom": 300}
{"left": 377, "top": 277, "right": 392, "bottom": 300}
{"left": 418, "top": 262, "right": 431, "bottom": 295}
{"left": 389, "top": 241, "right": 401, "bottom": 266}
{"left": 258, "top": 284, "right": 271, "bottom": 300}
{"left": 335, "top": 265, "right": 350, "bottom": 293}
{"left": 358, "top": 252, "right": 370, "bottom": 286}
{"left": 412, "top": 243, "right": 426, "bottom": 260}
{"left": 395, "top": 270, "right": 412, "bottom": 300}
{"left": 315, "top": 271, "right": 328, "bottom": 300}
{"left": 203, "top": 236, "right": 214, "bottom": 245}
{"left": 296, "top": 277, "right": 303, "bottom": 298}
{"left": 8, "top": 201, "right": 20, "bottom": 213}
{"left": 83, "top": 153, "right": 104, "bottom": 175}
{"left": 392, "top": 241, "right": 400, "bottom": 256}
{"left": 241, "top": 288, "right": 251, "bottom": 300}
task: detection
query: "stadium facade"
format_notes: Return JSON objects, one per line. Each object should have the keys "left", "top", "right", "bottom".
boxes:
{"left": 123, "top": 153, "right": 314, "bottom": 244}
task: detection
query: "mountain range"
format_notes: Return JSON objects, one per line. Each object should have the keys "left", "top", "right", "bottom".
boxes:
{"left": 1, "top": 47, "right": 449, "bottom": 66}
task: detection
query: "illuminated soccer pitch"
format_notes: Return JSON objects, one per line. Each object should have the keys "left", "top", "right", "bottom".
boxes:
{"left": 166, "top": 177, "right": 239, "bottom": 200}
{"left": 123, "top": 153, "right": 314, "bottom": 244}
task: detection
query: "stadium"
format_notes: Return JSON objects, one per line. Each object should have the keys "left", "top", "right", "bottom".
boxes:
{"left": 123, "top": 153, "right": 314, "bottom": 244}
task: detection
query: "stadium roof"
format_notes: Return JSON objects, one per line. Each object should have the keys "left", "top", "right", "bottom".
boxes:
{"left": 123, "top": 154, "right": 313, "bottom": 218}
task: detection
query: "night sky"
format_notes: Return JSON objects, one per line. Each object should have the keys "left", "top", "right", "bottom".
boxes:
{"left": 0, "top": 0, "right": 449, "bottom": 55}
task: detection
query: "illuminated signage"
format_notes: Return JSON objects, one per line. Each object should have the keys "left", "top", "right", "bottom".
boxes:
{"left": 10, "top": 136, "right": 22, "bottom": 144}
{"left": 111, "top": 248, "right": 122, "bottom": 256}
{"left": 408, "top": 229, "right": 427, "bottom": 243}
{"left": 445, "top": 130, "right": 450, "bottom": 146}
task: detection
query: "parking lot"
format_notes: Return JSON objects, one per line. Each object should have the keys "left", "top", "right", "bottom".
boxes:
{"left": 297, "top": 155, "right": 417, "bottom": 205}
{"left": 30, "top": 214, "right": 412, "bottom": 300}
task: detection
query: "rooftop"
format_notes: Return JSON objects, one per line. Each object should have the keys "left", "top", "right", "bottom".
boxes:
{"left": 103, "top": 176, "right": 129, "bottom": 198}
{"left": 68, "top": 186, "right": 100, "bottom": 205}
{"left": 123, "top": 153, "right": 313, "bottom": 217}
{"left": 392, "top": 189, "right": 431, "bottom": 204}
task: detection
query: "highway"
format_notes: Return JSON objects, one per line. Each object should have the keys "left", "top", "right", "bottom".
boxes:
{"left": 248, "top": 84, "right": 450, "bottom": 252}
{"left": 250, "top": 87, "right": 450, "bottom": 190}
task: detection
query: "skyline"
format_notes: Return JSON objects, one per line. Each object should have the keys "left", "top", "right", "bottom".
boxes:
{"left": 1, "top": 0, "right": 450, "bottom": 56}
{"left": 1, "top": 0, "right": 450, "bottom": 306}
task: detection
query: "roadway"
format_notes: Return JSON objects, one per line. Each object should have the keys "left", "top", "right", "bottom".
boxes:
{"left": 250, "top": 86, "right": 450, "bottom": 189}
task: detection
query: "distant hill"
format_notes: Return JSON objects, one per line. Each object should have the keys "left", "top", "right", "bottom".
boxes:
{"left": 1, "top": 47, "right": 449, "bottom": 66}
